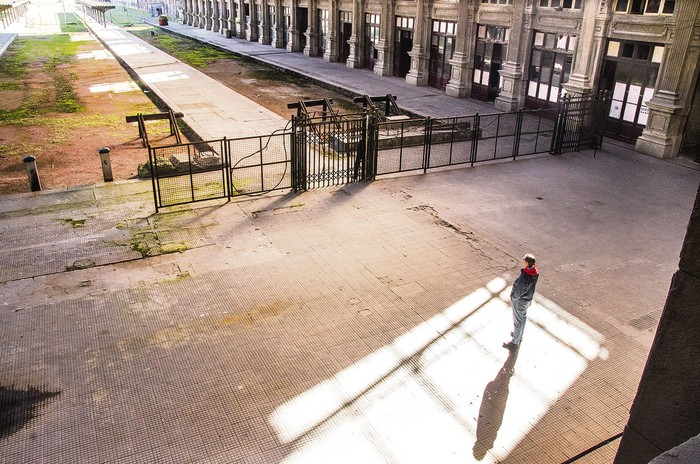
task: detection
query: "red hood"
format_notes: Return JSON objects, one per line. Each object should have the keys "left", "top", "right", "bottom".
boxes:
{"left": 523, "top": 265, "right": 539, "bottom": 276}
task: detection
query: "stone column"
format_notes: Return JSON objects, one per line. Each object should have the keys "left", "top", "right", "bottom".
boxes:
{"left": 184, "top": 0, "right": 192, "bottom": 26}
{"left": 563, "top": 0, "right": 611, "bottom": 97}
{"left": 248, "top": 0, "right": 259, "bottom": 41}
{"left": 346, "top": 0, "right": 364, "bottom": 68}
{"left": 212, "top": 0, "right": 220, "bottom": 32}
{"left": 259, "top": 0, "right": 271, "bottom": 44}
{"left": 287, "top": 0, "right": 301, "bottom": 52}
{"left": 636, "top": 3, "right": 700, "bottom": 158}
{"left": 193, "top": 0, "right": 201, "bottom": 27}
{"left": 446, "top": 0, "right": 477, "bottom": 98}
{"left": 406, "top": 0, "right": 429, "bottom": 86}
{"left": 614, "top": 184, "right": 700, "bottom": 463}
{"left": 205, "top": 0, "right": 213, "bottom": 30}
{"left": 324, "top": 0, "right": 338, "bottom": 61}
{"left": 225, "top": 0, "right": 236, "bottom": 36}
{"left": 304, "top": 0, "right": 319, "bottom": 57}
{"left": 234, "top": 0, "right": 244, "bottom": 36}
{"left": 373, "top": 0, "right": 394, "bottom": 76}
{"left": 493, "top": 1, "right": 527, "bottom": 110}
{"left": 274, "top": 0, "right": 285, "bottom": 48}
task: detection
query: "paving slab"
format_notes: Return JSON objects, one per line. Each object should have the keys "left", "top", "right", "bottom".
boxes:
{"left": 148, "top": 20, "right": 498, "bottom": 119}
{"left": 80, "top": 14, "right": 287, "bottom": 140}
{"left": 1, "top": 140, "right": 698, "bottom": 463}
{"left": 2, "top": 6, "right": 700, "bottom": 464}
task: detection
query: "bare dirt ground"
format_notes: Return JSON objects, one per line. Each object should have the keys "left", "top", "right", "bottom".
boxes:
{"left": 129, "top": 27, "right": 358, "bottom": 119}
{"left": 0, "top": 27, "right": 356, "bottom": 195}
{"left": 0, "top": 33, "right": 180, "bottom": 195}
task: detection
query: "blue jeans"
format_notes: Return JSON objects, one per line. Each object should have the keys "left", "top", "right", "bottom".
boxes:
{"left": 511, "top": 297, "right": 532, "bottom": 346}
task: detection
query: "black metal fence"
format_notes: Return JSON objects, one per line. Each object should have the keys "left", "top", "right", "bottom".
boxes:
{"left": 373, "top": 108, "right": 558, "bottom": 176}
{"left": 149, "top": 132, "right": 293, "bottom": 211}
{"left": 148, "top": 94, "right": 609, "bottom": 210}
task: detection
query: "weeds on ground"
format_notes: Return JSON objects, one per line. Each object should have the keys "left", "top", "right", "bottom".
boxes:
{"left": 130, "top": 28, "right": 236, "bottom": 68}
{"left": 0, "top": 35, "right": 84, "bottom": 124}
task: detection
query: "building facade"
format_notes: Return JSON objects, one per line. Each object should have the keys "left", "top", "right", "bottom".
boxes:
{"left": 179, "top": 0, "right": 700, "bottom": 159}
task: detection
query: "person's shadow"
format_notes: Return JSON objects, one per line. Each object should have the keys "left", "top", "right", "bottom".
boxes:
{"left": 472, "top": 348, "right": 520, "bottom": 460}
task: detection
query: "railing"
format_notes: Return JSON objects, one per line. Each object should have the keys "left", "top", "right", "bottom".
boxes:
{"left": 374, "top": 108, "right": 558, "bottom": 177}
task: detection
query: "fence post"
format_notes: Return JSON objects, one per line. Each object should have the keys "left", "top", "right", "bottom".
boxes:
{"left": 148, "top": 147, "right": 159, "bottom": 213}
{"left": 423, "top": 117, "right": 432, "bottom": 174}
{"left": 551, "top": 95, "right": 568, "bottom": 154}
{"left": 366, "top": 114, "right": 378, "bottom": 181}
{"left": 470, "top": 113, "right": 480, "bottom": 166}
{"left": 23, "top": 155, "right": 41, "bottom": 192}
{"left": 513, "top": 110, "right": 523, "bottom": 160}
{"left": 223, "top": 137, "right": 231, "bottom": 200}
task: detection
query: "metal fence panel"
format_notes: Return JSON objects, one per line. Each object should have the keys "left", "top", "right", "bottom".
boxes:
{"left": 375, "top": 118, "right": 429, "bottom": 175}
{"left": 149, "top": 140, "right": 227, "bottom": 210}
{"left": 228, "top": 132, "right": 292, "bottom": 195}
{"left": 427, "top": 116, "right": 474, "bottom": 168}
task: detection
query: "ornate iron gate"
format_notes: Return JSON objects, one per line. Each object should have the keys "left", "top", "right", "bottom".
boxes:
{"left": 291, "top": 114, "right": 370, "bottom": 191}
{"left": 551, "top": 92, "right": 611, "bottom": 154}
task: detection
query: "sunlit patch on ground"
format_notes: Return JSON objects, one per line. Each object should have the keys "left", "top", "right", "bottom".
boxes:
{"left": 270, "top": 277, "right": 608, "bottom": 463}
{"left": 89, "top": 80, "right": 139, "bottom": 93}
{"left": 77, "top": 49, "right": 114, "bottom": 60}
{"left": 142, "top": 70, "right": 190, "bottom": 84}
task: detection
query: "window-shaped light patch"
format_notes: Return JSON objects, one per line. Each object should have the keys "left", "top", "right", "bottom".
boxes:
{"left": 269, "top": 277, "right": 608, "bottom": 462}
{"left": 89, "top": 81, "right": 140, "bottom": 93}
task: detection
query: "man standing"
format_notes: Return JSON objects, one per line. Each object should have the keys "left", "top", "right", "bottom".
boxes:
{"left": 503, "top": 254, "right": 539, "bottom": 350}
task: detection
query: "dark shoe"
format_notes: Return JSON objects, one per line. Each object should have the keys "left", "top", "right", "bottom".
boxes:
{"left": 502, "top": 342, "right": 519, "bottom": 350}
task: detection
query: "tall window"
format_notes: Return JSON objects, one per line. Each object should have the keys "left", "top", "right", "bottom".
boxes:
{"left": 428, "top": 20, "right": 456, "bottom": 90}
{"left": 472, "top": 25, "right": 509, "bottom": 102}
{"left": 364, "top": 13, "right": 380, "bottom": 69}
{"left": 615, "top": 0, "right": 675, "bottom": 14}
{"left": 317, "top": 9, "right": 328, "bottom": 55}
{"left": 601, "top": 40, "right": 663, "bottom": 140}
{"left": 283, "top": 6, "right": 290, "bottom": 46}
{"left": 539, "top": 0, "right": 582, "bottom": 8}
{"left": 394, "top": 16, "right": 414, "bottom": 78}
{"left": 526, "top": 31, "right": 576, "bottom": 109}
{"left": 481, "top": 0, "right": 513, "bottom": 4}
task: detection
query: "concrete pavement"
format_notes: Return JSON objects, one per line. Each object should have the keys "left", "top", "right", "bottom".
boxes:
{"left": 79, "top": 12, "right": 287, "bottom": 140}
{"left": 150, "top": 19, "right": 497, "bottom": 119}
{"left": 1, "top": 142, "right": 698, "bottom": 463}
{"left": 1, "top": 5, "right": 700, "bottom": 464}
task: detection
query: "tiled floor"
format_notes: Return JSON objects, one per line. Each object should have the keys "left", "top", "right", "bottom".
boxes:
{"left": 1, "top": 146, "right": 698, "bottom": 463}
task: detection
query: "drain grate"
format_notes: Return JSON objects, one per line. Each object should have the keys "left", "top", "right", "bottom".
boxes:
{"left": 628, "top": 312, "right": 659, "bottom": 331}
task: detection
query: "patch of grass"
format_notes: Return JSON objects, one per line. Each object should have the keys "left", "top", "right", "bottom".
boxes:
{"left": 160, "top": 242, "right": 189, "bottom": 253}
{"left": 0, "top": 83, "right": 20, "bottom": 91}
{"left": 60, "top": 218, "right": 86, "bottom": 228}
{"left": 57, "top": 13, "right": 87, "bottom": 33}
{"left": 105, "top": 7, "right": 149, "bottom": 26}
{"left": 131, "top": 28, "right": 236, "bottom": 68}
{"left": 249, "top": 68, "right": 308, "bottom": 86}
{"left": 0, "top": 36, "right": 83, "bottom": 124}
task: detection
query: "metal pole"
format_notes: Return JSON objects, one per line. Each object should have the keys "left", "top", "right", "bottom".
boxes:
{"left": 23, "top": 156, "right": 41, "bottom": 192}
{"left": 98, "top": 147, "right": 113, "bottom": 182}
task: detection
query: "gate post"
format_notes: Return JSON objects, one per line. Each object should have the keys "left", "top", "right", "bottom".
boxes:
{"left": 148, "top": 146, "right": 159, "bottom": 213}
{"left": 291, "top": 116, "right": 299, "bottom": 191}
{"left": 470, "top": 113, "right": 480, "bottom": 166}
{"left": 513, "top": 110, "right": 524, "bottom": 160}
{"left": 551, "top": 95, "right": 569, "bottom": 154}
{"left": 223, "top": 137, "right": 231, "bottom": 201}
{"left": 291, "top": 116, "right": 308, "bottom": 191}
{"left": 365, "top": 114, "right": 378, "bottom": 181}
{"left": 423, "top": 117, "right": 432, "bottom": 173}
